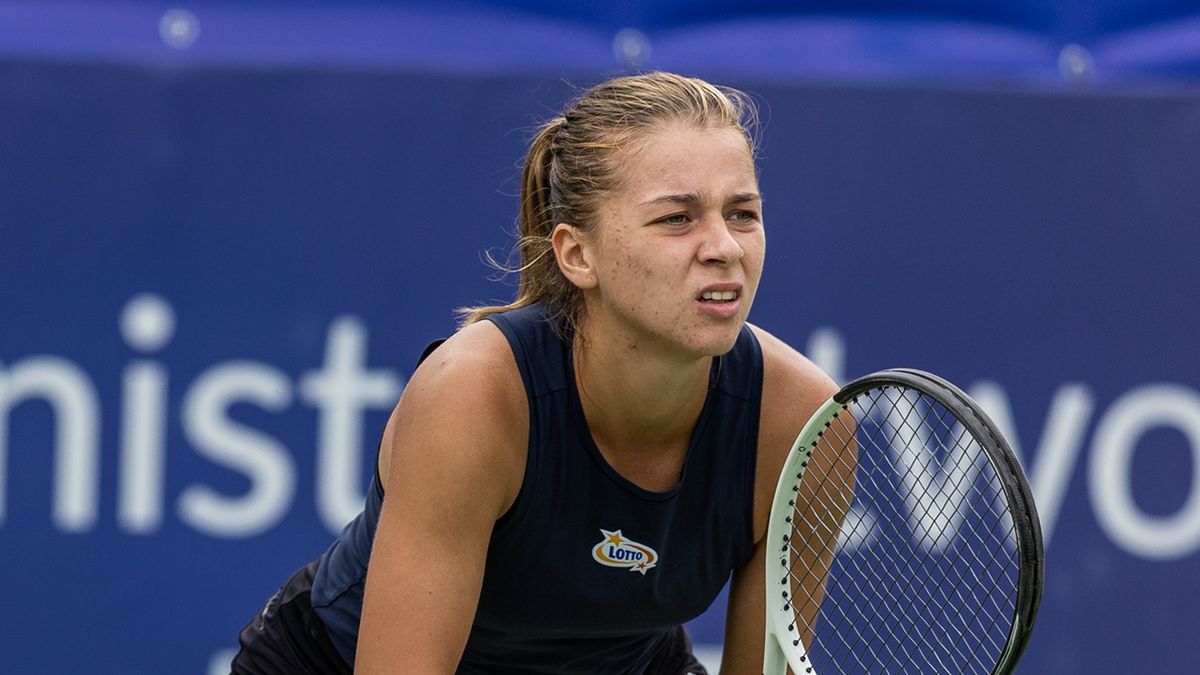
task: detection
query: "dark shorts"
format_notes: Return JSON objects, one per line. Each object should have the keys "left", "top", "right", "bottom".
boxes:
{"left": 231, "top": 560, "right": 352, "bottom": 675}
{"left": 232, "top": 561, "right": 708, "bottom": 675}
{"left": 645, "top": 625, "right": 709, "bottom": 675}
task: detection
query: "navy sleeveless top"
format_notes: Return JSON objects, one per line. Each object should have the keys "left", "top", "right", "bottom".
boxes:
{"left": 311, "top": 303, "right": 763, "bottom": 674}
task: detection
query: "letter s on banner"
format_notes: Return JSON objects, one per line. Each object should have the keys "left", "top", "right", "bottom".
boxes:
{"left": 178, "top": 361, "right": 296, "bottom": 538}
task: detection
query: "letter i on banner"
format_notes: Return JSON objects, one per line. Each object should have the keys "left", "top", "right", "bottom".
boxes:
{"left": 119, "top": 294, "right": 175, "bottom": 533}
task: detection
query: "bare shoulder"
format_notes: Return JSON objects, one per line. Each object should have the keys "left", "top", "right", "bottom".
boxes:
{"left": 747, "top": 324, "right": 839, "bottom": 538}
{"left": 404, "top": 318, "right": 524, "bottom": 406}
{"left": 378, "top": 318, "right": 528, "bottom": 518}
{"left": 749, "top": 324, "right": 838, "bottom": 427}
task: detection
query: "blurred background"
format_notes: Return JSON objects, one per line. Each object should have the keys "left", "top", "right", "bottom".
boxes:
{"left": 2, "top": 1, "right": 1198, "bottom": 673}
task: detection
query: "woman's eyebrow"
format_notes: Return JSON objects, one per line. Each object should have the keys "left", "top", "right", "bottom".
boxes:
{"left": 638, "top": 193, "right": 702, "bottom": 207}
{"left": 728, "top": 192, "right": 763, "bottom": 204}
{"left": 638, "top": 191, "right": 763, "bottom": 207}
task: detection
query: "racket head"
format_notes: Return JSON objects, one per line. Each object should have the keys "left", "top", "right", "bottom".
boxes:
{"left": 764, "top": 368, "right": 1044, "bottom": 675}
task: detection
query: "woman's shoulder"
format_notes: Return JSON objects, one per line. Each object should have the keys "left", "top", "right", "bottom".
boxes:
{"left": 747, "top": 324, "right": 837, "bottom": 404}
{"left": 746, "top": 324, "right": 838, "bottom": 461}
{"left": 745, "top": 323, "right": 839, "bottom": 538}
{"left": 376, "top": 319, "right": 528, "bottom": 506}
{"left": 402, "top": 319, "right": 527, "bottom": 434}
{"left": 418, "top": 318, "right": 521, "bottom": 380}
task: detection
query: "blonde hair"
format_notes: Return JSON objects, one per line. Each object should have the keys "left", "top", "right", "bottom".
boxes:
{"left": 459, "top": 71, "right": 758, "bottom": 336}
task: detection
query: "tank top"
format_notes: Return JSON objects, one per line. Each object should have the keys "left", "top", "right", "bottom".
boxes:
{"left": 312, "top": 303, "right": 763, "bottom": 674}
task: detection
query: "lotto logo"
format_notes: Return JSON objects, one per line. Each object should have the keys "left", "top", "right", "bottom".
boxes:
{"left": 591, "top": 529, "right": 658, "bottom": 575}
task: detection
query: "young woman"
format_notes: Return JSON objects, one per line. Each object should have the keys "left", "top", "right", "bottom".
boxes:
{"left": 232, "top": 71, "right": 836, "bottom": 675}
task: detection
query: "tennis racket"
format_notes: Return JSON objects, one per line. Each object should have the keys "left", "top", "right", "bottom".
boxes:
{"left": 763, "top": 368, "right": 1043, "bottom": 675}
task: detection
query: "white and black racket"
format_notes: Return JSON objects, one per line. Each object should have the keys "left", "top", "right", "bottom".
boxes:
{"left": 764, "top": 368, "right": 1043, "bottom": 675}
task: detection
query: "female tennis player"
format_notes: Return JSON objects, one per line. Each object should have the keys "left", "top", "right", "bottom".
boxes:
{"left": 232, "top": 71, "right": 836, "bottom": 675}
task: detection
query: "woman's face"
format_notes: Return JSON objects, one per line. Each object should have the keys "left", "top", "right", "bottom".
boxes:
{"left": 580, "top": 122, "right": 765, "bottom": 360}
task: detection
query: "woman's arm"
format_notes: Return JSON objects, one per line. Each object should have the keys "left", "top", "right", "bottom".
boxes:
{"left": 356, "top": 321, "right": 528, "bottom": 674}
{"left": 719, "top": 326, "right": 838, "bottom": 675}
{"left": 720, "top": 533, "right": 770, "bottom": 675}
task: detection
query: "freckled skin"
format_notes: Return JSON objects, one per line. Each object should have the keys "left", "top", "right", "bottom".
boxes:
{"left": 354, "top": 88, "right": 830, "bottom": 675}
{"left": 580, "top": 123, "right": 766, "bottom": 362}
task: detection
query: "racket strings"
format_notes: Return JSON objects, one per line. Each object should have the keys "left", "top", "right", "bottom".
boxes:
{"left": 877, "top": 387, "right": 1018, "bottom": 673}
{"left": 881, "top": 400, "right": 1015, "bottom": 669}
{"left": 782, "top": 385, "right": 1021, "bottom": 674}
{"left": 816, "top": 393, "right": 945, "bottom": 667}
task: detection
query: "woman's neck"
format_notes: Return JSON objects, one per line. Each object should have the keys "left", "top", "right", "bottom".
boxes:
{"left": 571, "top": 326, "right": 712, "bottom": 463}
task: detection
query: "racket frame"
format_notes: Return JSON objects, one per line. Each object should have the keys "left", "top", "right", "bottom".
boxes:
{"left": 762, "top": 368, "right": 1044, "bottom": 675}
{"left": 763, "top": 394, "right": 848, "bottom": 675}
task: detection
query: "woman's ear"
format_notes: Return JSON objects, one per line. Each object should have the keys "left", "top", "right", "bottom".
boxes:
{"left": 551, "top": 223, "right": 598, "bottom": 289}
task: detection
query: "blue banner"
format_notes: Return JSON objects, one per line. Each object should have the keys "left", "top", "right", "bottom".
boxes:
{"left": 2, "top": 53, "right": 1199, "bottom": 675}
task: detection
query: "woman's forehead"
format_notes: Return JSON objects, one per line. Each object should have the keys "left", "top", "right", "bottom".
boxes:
{"left": 611, "top": 124, "right": 758, "bottom": 199}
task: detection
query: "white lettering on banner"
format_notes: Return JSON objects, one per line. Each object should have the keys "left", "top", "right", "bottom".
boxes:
{"left": 1090, "top": 384, "right": 1200, "bottom": 560}
{"left": 179, "top": 362, "right": 296, "bottom": 537}
{"left": 118, "top": 294, "right": 176, "bottom": 533}
{"left": 1, "top": 308, "right": 1199, "bottom": 561}
{"left": 836, "top": 504, "right": 878, "bottom": 553}
{"left": 806, "top": 327, "right": 846, "bottom": 385}
{"left": 0, "top": 356, "right": 101, "bottom": 531}
{"left": 968, "top": 381, "right": 1095, "bottom": 546}
{"left": 120, "top": 361, "right": 169, "bottom": 532}
{"left": 299, "top": 317, "right": 404, "bottom": 532}
{"left": 805, "top": 329, "right": 1199, "bottom": 560}
{"left": 884, "top": 391, "right": 981, "bottom": 553}
{"left": 0, "top": 294, "right": 401, "bottom": 538}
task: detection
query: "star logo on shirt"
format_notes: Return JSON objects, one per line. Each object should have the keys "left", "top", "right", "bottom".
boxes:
{"left": 591, "top": 529, "right": 659, "bottom": 575}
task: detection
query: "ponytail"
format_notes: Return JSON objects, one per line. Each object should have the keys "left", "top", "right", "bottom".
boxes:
{"left": 458, "top": 72, "right": 757, "bottom": 337}
{"left": 457, "top": 116, "right": 570, "bottom": 329}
